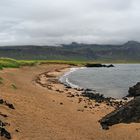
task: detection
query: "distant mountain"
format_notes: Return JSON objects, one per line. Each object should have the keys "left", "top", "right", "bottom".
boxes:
{"left": 0, "top": 41, "right": 140, "bottom": 61}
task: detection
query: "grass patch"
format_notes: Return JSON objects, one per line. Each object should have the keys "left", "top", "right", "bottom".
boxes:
{"left": 0, "top": 57, "right": 140, "bottom": 70}
{"left": 0, "top": 57, "right": 87, "bottom": 69}
{"left": 0, "top": 77, "right": 3, "bottom": 84}
{"left": 11, "top": 84, "right": 17, "bottom": 89}
{"left": 0, "top": 58, "right": 20, "bottom": 68}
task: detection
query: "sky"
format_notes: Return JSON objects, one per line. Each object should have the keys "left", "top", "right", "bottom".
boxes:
{"left": 0, "top": 0, "right": 140, "bottom": 45}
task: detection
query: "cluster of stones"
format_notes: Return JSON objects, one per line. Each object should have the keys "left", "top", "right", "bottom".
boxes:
{"left": 0, "top": 99, "right": 15, "bottom": 139}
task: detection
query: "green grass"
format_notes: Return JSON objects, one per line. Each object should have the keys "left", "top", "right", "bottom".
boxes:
{"left": 11, "top": 84, "right": 17, "bottom": 89}
{"left": 0, "top": 57, "right": 87, "bottom": 69}
{"left": 0, "top": 58, "right": 38, "bottom": 69}
{"left": 0, "top": 57, "right": 140, "bottom": 70}
{"left": 0, "top": 58, "right": 20, "bottom": 68}
{"left": 0, "top": 77, "right": 3, "bottom": 84}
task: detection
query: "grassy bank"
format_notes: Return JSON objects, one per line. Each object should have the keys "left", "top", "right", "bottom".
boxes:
{"left": 0, "top": 58, "right": 87, "bottom": 69}
{"left": 0, "top": 58, "right": 140, "bottom": 70}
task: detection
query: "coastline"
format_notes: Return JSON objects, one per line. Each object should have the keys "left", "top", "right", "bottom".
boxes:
{"left": 0, "top": 64, "right": 140, "bottom": 140}
{"left": 59, "top": 67, "right": 86, "bottom": 89}
{"left": 35, "top": 66, "right": 130, "bottom": 112}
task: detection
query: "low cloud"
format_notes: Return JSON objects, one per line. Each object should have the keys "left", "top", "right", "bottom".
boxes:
{"left": 0, "top": 0, "right": 140, "bottom": 45}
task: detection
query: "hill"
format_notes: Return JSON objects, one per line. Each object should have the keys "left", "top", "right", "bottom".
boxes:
{"left": 0, "top": 41, "right": 140, "bottom": 62}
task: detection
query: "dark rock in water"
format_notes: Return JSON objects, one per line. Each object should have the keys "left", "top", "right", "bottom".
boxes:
{"left": 127, "top": 82, "right": 140, "bottom": 97}
{"left": 107, "top": 64, "right": 114, "bottom": 68}
{"left": 74, "top": 88, "right": 84, "bottom": 91}
{"left": 84, "top": 88, "right": 94, "bottom": 92}
{"left": 99, "top": 96, "right": 140, "bottom": 130}
{"left": 85, "top": 63, "right": 114, "bottom": 68}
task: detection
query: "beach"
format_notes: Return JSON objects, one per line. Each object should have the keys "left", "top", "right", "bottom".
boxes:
{"left": 0, "top": 64, "right": 140, "bottom": 140}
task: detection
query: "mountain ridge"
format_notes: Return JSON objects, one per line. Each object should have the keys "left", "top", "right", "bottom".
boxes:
{"left": 0, "top": 41, "right": 139, "bottom": 61}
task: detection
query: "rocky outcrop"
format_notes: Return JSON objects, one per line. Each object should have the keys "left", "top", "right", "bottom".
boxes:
{"left": 0, "top": 99, "right": 15, "bottom": 109}
{"left": 127, "top": 82, "right": 140, "bottom": 97}
{"left": 100, "top": 82, "right": 140, "bottom": 130}
{"left": 0, "top": 127, "right": 11, "bottom": 139}
{"left": 85, "top": 63, "right": 114, "bottom": 68}
{"left": 100, "top": 96, "right": 140, "bottom": 130}
{"left": 0, "top": 98, "right": 14, "bottom": 139}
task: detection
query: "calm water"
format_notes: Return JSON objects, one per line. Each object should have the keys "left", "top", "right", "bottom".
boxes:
{"left": 60, "top": 64, "right": 140, "bottom": 98}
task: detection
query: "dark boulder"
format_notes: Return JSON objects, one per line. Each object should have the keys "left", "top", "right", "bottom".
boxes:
{"left": 0, "top": 99, "right": 4, "bottom": 104}
{"left": 127, "top": 82, "right": 140, "bottom": 97}
{"left": 0, "top": 127, "right": 11, "bottom": 139}
{"left": 4, "top": 102, "right": 15, "bottom": 109}
{"left": 99, "top": 96, "right": 140, "bottom": 130}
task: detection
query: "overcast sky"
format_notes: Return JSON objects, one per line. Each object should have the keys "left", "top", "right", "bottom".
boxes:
{"left": 0, "top": 0, "right": 140, "bottom": 45}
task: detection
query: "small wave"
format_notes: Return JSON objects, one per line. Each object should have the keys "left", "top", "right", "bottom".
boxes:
{"left": 59, "top": 67, "right": 86, "bottom": 88}
{"left": 65, "top": 78, "right": 80, "bottom": 89}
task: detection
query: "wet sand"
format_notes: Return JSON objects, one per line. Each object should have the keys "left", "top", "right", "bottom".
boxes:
{"left": 0, "top": 64, "right": 140, "bottom": 140}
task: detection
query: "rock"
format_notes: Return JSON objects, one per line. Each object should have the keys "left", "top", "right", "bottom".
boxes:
{"left": 65, "top": 85, "right": 71, "bottom": 89}
{"left": 15, "top": 129, "right": 19, "bottom": 132}
{"left": 84, "top": 89, "right": 93, "bottom": 92}
{"left": 75, "top": 94, "right": 80, "bottom": 97}
{"left": 122, "top": 97, "right": 128, "bottom": 100}
{"left": 78, "top": 98, "right": 83, "bottom": 103}
{"left": 127, "top": 82, "right": 140, "bottom": 97}
{"left": 81, "top": 90, "right": 105, "bottom": 103}
{"left": 76, "top": 88, "right": 84, "bottom": 91}
{"left": 77, "top": 108, "right": 84, "bottom": 112}
{"left": 95, "top": 103, "right": 100, "bottom": 107}
{"left": 60, "top": 102, "right": 63, "bottom": 105}
{"left": 56, "top": 89, "right": 63, "bottom": 93}
{"left": 0, "top": 127, "right": 11, "bottom": 139}
{"left": 67, "top": 94, "right": 75, "bottom": 98}
{"left": 0, "top": 99, "right": 4, "bottom": 104}
{"left": 0, "top": 113, "right": 8, "bottom": 118}
{"left": 84, "top": 106, "right": 87, "bottom": 108}
{"left": 85, "top": 63, "right": 114, "bottom": 68}
{"left": 107, "top": 64, "right": 114, "bottom": 68}
{"left": 0, "top": 120, "right": 6, "bottom": 127}
{"left": 5, "top": 102, "right": 15, "bottom": 109}
{"left": 99, "top": 96, "right": 140, "bottom": 130}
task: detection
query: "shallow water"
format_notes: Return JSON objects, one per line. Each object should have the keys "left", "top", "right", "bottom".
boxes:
{"left": 60, "top": 64, "right": 140, "bottom": 98}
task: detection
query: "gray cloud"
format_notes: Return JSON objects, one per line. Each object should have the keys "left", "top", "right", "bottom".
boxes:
{"left": 0, "top": 0, "right": 140, "bottom": 45}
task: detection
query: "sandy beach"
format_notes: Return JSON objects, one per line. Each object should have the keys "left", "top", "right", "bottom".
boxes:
{"left": 0, "top": 64, "right": 140, "bottom": 140}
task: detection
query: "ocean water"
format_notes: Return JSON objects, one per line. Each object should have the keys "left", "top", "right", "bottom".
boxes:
{"left": 59, "top": 64, "right": 140, "bottom": 98}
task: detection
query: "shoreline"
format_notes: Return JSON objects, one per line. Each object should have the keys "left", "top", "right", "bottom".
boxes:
{"left": 35, "top": 66, "right": 131, "bottom": 111}
{"left": 0, "top": 64, "right": 140, "bottom": 139}
{"left": 59, "top": 67, "right": 86, "bottom": 89}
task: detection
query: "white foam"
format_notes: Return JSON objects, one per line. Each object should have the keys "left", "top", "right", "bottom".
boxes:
{"left": 65, "top": 78, "right": 80, "bottom": 88}
{"left": 59, "top": 67, "right": 86, "bottom": 88}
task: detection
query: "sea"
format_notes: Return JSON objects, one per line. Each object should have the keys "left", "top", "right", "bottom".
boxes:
{"left": 59, "top": 64, "right": 140, "bottom": 98}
